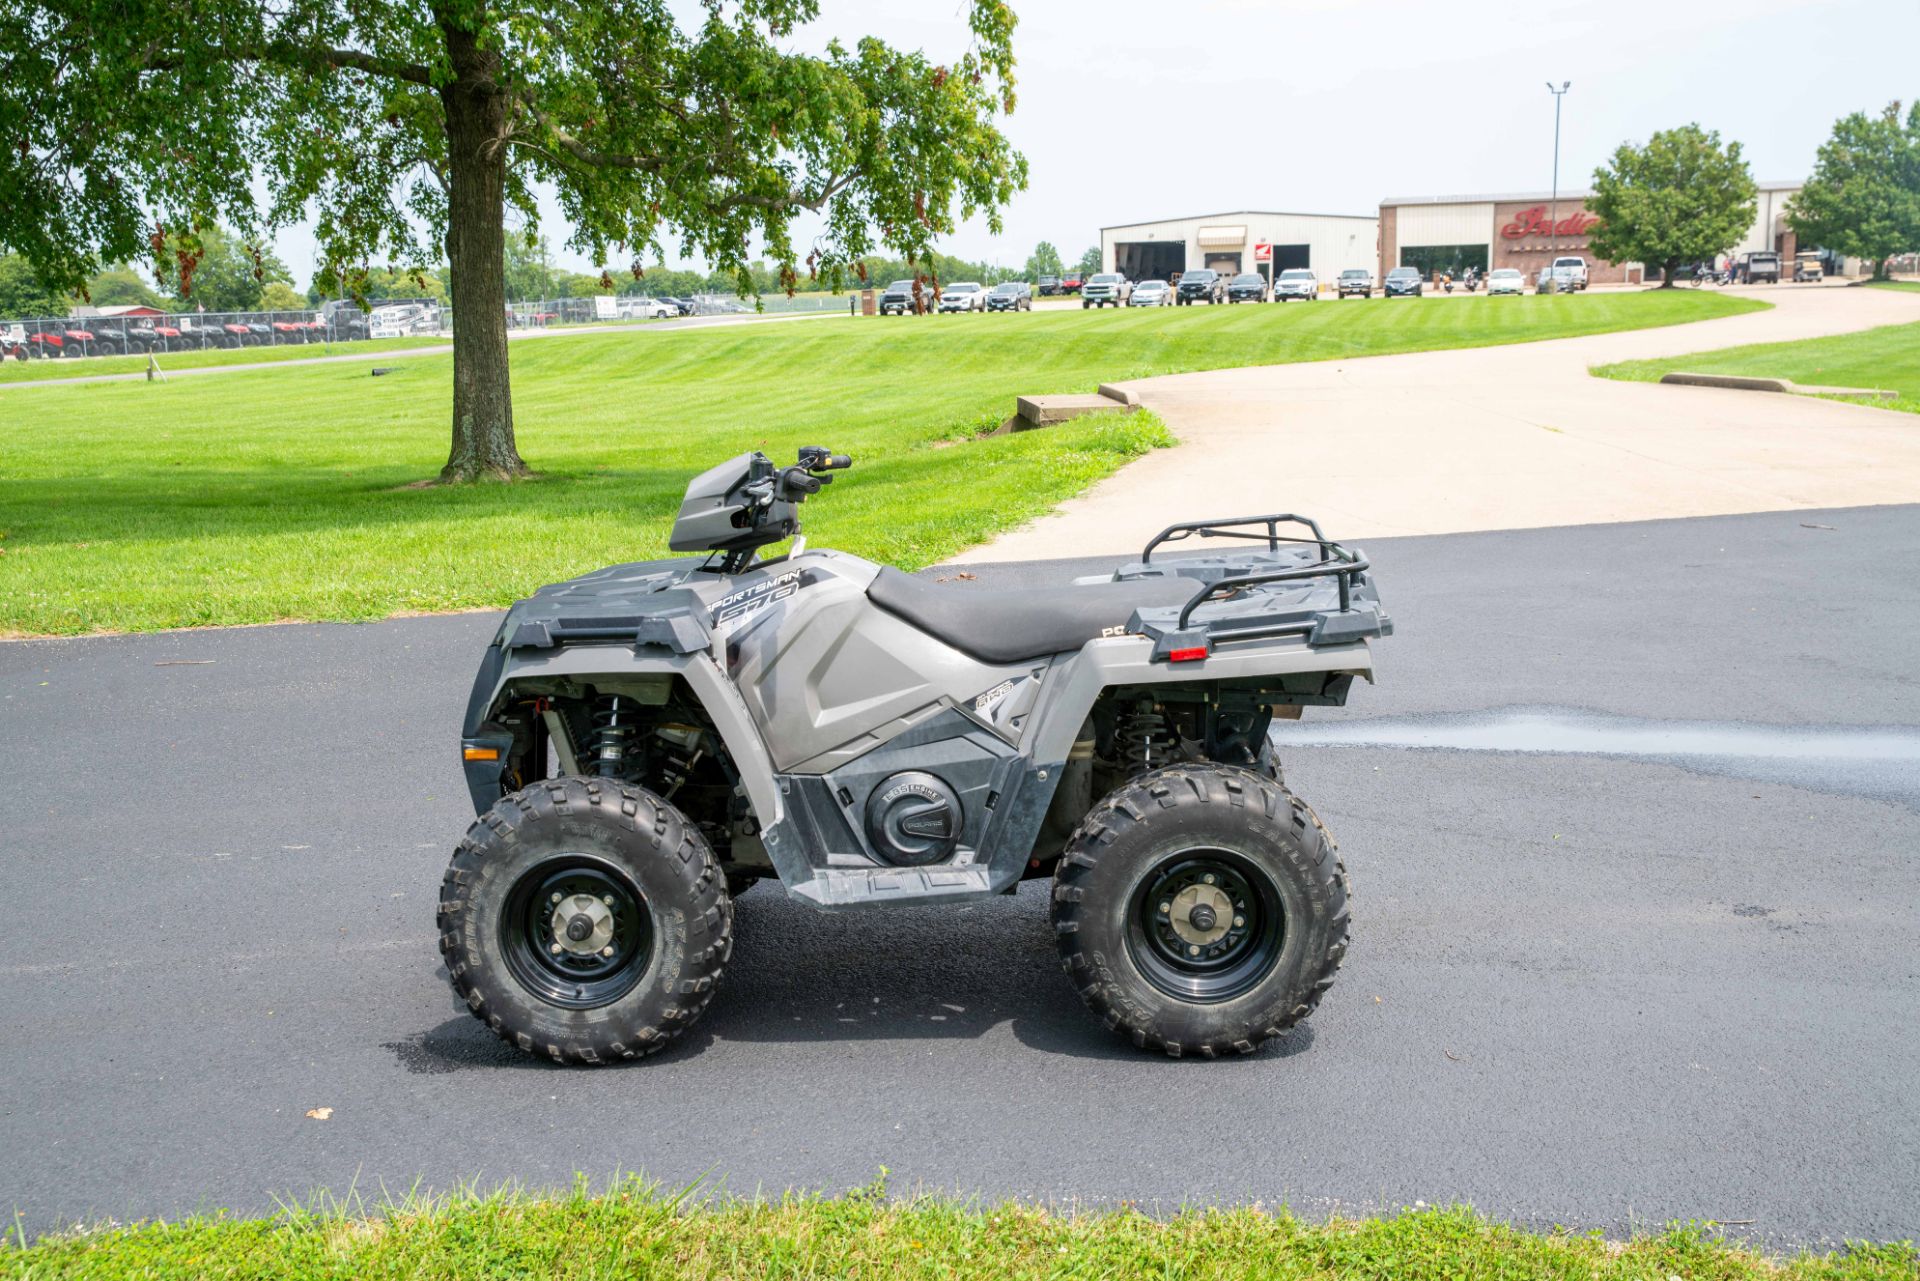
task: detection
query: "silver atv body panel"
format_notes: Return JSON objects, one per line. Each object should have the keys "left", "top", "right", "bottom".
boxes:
{"left": 462, "top": 521, "right": 1386, "bottom": 912}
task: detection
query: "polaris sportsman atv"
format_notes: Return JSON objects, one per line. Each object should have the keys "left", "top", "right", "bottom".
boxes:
{"left": 441, "top": 447, "right": 1390, "bottom": 1062}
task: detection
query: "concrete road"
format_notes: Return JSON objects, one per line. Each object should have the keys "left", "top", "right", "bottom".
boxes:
{"left": 962, "top": 283, "right": 1920, "bottom": 562}
{"left": 3, "top": 506, "right": 1917, "bottom": 1245}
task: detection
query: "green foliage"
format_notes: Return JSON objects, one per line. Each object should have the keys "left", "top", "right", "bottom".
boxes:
{"left": 1587, "top": 124, "right": 1758, "bottom": 284}
{"left": 258, "top": 281, "right": 307, "bottom": 311}
{"left": 1789, "top": 102, "right": 1920, "bottom": 278}
{"left": 1025, "top": 240, "right": 1065, "bottom": 278}
{"left": 1075, "top": 245, "right": 1102, "bottom": 276}
{"left": 0, "top": 0, "right": 1026, "bottom": 300}
{"left": 0, "top": 253, "right": 69, "bottom": 318}
{"left": 85, "top": 266, "right": 164, "bottom": 309}
{"left": 1595, "top": 319, "right": 1920, "bottom": 416}
{"left": 0, "top": 289, "right": 1756, "bottom": 633}
{"left": 3, "top": 1179, "right": 1913, "bottom": 1279}
{"left": 168, "top": 227, "right": 295, "bottom": 312}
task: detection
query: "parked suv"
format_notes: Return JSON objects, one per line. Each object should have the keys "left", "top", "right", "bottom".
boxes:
{"left": 1383, "top": 267, "right": 1423, "bottom": 297}
{"left": 1081, "top": 273, "right": 1130, "bottom": 307}
{"left": 985, "top": 281, "right": 1032, "bottom": 312}
{"left": 937, "top": 282, "right": 986, "bottom": 313}
{"left": 1175, "top": 269, "right": 1225, "bottom": 305}
{"left": 878, "top": 280, "right": 920, "bottom": 315}
{"left": 1226, "top": 272, "right": 1267, "bottom": 303}
{"left": 1336, "top": 269, "right": 1372, "bottom": 298}
{"left": 1273, "top": 269, "right": 1318, "bottom": 302}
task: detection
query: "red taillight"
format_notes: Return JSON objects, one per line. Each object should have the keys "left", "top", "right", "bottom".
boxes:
{"left": 1168, "top": 646, "right": 1208, "bottom": 663}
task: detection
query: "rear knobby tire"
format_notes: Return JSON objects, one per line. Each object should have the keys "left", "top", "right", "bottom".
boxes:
{"left": 438, "top": 776, "right": 732, "bottom": 1065}
{"left": 1050, "top": 763, "right": 1347, "bottom": 1058}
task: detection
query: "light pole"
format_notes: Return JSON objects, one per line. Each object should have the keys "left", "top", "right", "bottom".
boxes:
{"left": 1546, "top": 81, "right": 1571, "bottom": 289}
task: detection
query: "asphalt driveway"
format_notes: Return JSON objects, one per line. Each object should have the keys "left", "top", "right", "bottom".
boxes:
{"left": 2, "top": 505, "right": 1916, "bottom": 1245}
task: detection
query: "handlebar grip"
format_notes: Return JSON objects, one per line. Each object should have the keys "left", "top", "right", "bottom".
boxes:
{"left": 825, "top": 454, "right": 852, "bottom": 470}
{"left": 782, "top": 468, "right": 823, "bottom": 496}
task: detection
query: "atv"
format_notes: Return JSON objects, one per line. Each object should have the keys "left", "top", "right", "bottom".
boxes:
{"left": 440, "top": 448, "right": 1389, "bottom": 1063}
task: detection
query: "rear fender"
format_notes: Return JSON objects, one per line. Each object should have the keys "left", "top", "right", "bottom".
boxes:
{"left": 1025, "top": 635, "right": 1377, "bottom": 766}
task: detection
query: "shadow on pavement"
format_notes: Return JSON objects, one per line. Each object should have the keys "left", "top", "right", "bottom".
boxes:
{"left": 386, "top": 883, "right": 1314, "bottom": 1070}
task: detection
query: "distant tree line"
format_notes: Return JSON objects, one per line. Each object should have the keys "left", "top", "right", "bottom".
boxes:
{"left": 8, "top": 232, "right": 1135, "bottom": 320}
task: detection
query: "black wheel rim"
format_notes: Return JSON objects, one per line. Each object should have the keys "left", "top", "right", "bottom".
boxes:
{"left": 1126, "top": 847, "right": 1284, "bottom": 1004}
{"left": 500, "top": 855, "right": 653, "bottom": 1010}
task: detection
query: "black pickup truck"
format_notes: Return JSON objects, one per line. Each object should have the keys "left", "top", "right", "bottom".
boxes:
{"left": 1175, "top": 269, "right": 1225, "bottom": 305}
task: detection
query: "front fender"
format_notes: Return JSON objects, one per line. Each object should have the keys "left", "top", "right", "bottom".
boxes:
{"left": 459, "top": 642, "right": 785, "bottom": 832}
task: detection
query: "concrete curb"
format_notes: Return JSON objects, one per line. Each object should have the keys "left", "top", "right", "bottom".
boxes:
{"left": 1012, "top": 385, "right": 1140, "bottom": 430}
{"left": 1659, "top": 371, "right": 1895, "bottom": 400}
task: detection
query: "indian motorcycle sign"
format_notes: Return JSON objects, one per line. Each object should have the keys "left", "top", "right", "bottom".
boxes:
{"left": 1500, "top": 204, "right": 1602, "bottom": 241}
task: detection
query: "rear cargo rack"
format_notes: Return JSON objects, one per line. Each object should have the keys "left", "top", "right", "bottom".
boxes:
{"left": 1141, "top": 514, "right": 1334, "bottom": 563}
{"left": 1122, "top": 513, "right": 1390, "bottom": 659}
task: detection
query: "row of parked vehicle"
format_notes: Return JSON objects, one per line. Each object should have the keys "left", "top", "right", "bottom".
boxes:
{"left": 0, "top": 299, "right": 450, "bottom": 360}
{"left": 866, "top": 255, "right": 1611, "bottom": 320}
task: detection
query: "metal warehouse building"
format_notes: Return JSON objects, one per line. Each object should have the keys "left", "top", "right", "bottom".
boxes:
{"left": 1100, "top": 209, "right": 1379, "bottom": 283}
{"left": 1380, "top": 180, "right": 1810, "bottom": 285}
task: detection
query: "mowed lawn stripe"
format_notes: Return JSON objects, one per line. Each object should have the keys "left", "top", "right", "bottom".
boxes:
{"left": 1593, "top": 318, "right": 1920, "bottom": 413}
{"left": 0, "top": 291, "right": 1762, "bottom": 635}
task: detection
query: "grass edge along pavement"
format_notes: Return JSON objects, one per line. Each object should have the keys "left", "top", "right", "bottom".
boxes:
{"left": 3, "top": 1178, "right": 1915, "bottom": 1280}
{"left": 1, "top": 290, "right": 1762, "bottom": 637}
{"left": 1592, "top": 319, "right": 1920, "bottom": 415}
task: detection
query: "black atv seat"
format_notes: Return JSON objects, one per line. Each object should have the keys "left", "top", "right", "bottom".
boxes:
{"left": 867, "top": 567, "right": 1195, "bottom": 664}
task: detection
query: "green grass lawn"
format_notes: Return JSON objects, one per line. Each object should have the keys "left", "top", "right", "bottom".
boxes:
{"left": 1593, "top": 319, "right": 1920, "bottom": 415}
{"left": 0, "top": 290, "right": 1760, "bottom": 635}
{"left": 1869, "top": 280, "right": 1920, "bottom": 293}
{"left": 3, "top": 1182, "right": 1913, "bottom": 1279}
{"left": 0, "top": 334, "right": 452, "bottom": 383}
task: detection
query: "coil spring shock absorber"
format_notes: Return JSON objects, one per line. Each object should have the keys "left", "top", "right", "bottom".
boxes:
{"left": 591, "top": 695, "right": 635, "bottom": 778}
{"left": 1119, "top": 703, "right": 1175, "bottom": 778}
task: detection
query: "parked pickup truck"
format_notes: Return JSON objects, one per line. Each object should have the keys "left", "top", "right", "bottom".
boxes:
{"left": 1081, "top": 273, "right": 1130, "bottom": 307}
{"left": 1548, "top": 255, "right": 1589, "bottom": 291}
{"left": 1175, "top": 269, "right": 1225, "bottom": 305}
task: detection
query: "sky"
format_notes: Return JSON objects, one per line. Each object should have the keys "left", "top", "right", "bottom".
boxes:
{"left": 273, "top": 0, "right": 1920, "bottom": 284}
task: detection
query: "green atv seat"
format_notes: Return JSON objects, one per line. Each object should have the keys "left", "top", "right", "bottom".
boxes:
{"left": 867, "top": 567, "right": 1194, "bottom": 664}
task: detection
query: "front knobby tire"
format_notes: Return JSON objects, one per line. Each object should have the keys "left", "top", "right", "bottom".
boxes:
{"left": 1050, "top": 763, "right": 1348, "bottom": 1058}
{"left": 438, "top": 776, "right": 732, "bottom": 1065}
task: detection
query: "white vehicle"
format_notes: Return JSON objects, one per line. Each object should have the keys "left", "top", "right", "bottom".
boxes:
{"left": 1549, "top": 256, "right": 1589, "bottom": 291}
{"left": 622, "top": 297, "right": 678, "bottom": 320}
{"left": 1127, "top": 280, "right": 1172, "bottom": 306}
{"left": 1081, "top": 273, "right": 1131, "bottom": 307}
{"left": 368, "top": 303, "right": 434, "bottom": 339}
{"left": 1486, "top": 268, "right": 1525, "bottom": 296}
{"left": 1274, "top": 268, "right": 1319, "bottom": 302}
{"left": 937, "top": 282, "right": 986, "bottom": 313}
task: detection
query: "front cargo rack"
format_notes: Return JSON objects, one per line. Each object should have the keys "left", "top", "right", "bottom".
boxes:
{"left": 1116, "top": 514, "right": 1391, "bottom": 660}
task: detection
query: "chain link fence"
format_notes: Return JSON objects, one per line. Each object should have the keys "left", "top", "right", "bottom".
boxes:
{"left": 1, "top": 290, "right": 853, "bottom": 361}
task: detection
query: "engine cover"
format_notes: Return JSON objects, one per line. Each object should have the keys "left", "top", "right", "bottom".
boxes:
{"left": 864, "top": 771, "right": 962, "bottom": 866}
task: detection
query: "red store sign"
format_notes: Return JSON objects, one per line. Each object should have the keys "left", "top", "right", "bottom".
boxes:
{"left": 1500, "top": 205, "right": 1601, "bottom": 239}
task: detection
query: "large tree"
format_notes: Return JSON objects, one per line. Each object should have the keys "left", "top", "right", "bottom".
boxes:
{"left": 1, "top": 0, "right": 1023, "bottom": 482}
{"left": 1024, "top": 240, "right": 1063, "bottom": 279}
{"left": 1073, "top": 245, "right": 1100, "bottom": 277}
{"left": 0, "top": 254, "right": 68, "bottom": 319}
{"left": 1587, "top": 124, "right": 1757, "bottom": 286}
{"left": 1789, "top": 102, "right": 1920, "bottom": 280}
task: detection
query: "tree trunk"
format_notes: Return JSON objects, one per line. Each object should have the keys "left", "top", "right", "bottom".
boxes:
{"left": 437, "top": 20, "right": 527, "bottom": 483}
{"left": 1660, "top": 258, "right": 1678, "bottom": 287}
